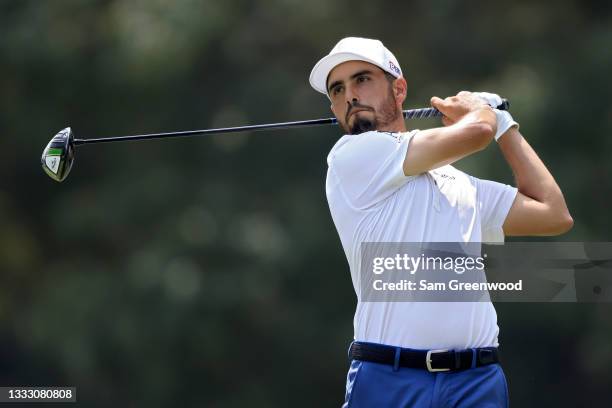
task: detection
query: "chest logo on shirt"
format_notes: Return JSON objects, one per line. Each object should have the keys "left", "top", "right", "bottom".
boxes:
{"left": 431, "top": 170, "right": 456, "bottom": 181}
{"left": 381, "top": 131, "right": 404, "bottom": 143}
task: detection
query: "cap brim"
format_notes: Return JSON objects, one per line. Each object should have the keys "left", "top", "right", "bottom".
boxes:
{"left": 309, "top": 52, "right": 388, "bottom": 95}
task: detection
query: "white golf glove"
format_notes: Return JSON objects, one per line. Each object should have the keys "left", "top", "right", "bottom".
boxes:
{"left": 473, "top": 91, "right": 519, "bottom": 142}
{"left": 492, "top": 109, "right": 519, "bottom": 142}
{"left": 472, "top": 91, "right": 503, "bottom": 108}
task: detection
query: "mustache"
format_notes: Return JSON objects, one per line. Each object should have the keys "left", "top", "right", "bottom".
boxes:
{"left": 345, "top": 102, "right": 373, "bottom": 124}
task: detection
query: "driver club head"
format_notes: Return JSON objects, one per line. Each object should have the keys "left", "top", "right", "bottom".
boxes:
{"left": 41, "top": 127, "right": 75, "bottom": 182}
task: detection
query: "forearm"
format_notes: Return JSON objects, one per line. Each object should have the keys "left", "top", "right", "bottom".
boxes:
{"left": 403, "top": 107, "right": 495, "bottom": 175}
{"left": 456, "top": 107, "right": 497, "bottom": 142}
{"left": 497, "top": 127, "right": 567, "bottom": 207}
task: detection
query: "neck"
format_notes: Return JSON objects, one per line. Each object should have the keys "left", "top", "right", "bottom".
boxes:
{"left": 376, "top": 117, "right": 407, "bottom": 133}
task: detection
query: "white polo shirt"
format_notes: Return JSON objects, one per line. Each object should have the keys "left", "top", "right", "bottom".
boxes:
{"left": 326, "top": 130, "right": 518, "bottom": 350}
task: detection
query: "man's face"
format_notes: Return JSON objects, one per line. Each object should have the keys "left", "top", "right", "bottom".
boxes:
{"left": 327, "top": 60, "right": 406, "bottom": 135}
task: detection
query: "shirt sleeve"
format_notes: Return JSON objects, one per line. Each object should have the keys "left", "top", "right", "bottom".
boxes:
{"left": 472, "top": 177, "right": 518, "bottom": 243}
{"left": 327, "top": 130, "right": 418, "bottom": 209}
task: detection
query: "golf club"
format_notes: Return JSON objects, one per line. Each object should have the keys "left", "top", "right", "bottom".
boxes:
{"left": 41, "top": 99, "right": 510, "bottom": 182}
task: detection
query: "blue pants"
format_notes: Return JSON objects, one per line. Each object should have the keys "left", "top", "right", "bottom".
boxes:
{"left": 342, "top": 358, "right": 509, "bottom": 407}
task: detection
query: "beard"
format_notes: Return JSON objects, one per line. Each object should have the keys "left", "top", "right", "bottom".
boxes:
{"left": 349, "top": 116, "right": 375, "bottom": 134}
{"left": 345, "top": 89, "right": 401, "bottom": 135}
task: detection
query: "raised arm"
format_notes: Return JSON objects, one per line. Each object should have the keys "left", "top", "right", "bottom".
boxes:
{"left": 499, "top": 128, "right": 573, "bottom": 236}
{"left": 403, "top": 92, "right": 496, "bottom": 176}
{"left": 404, "top": 90, "right": 573, "bottom": 236}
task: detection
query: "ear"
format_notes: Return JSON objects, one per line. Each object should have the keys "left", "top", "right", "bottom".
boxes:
{"left": 330, "top": 103, "right": 338, "bottom": 118}
{"left": 393, "top": 77, "right": 408, "bottom": 104}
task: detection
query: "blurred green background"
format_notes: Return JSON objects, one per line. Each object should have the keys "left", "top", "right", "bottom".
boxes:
{"left": 1, "top": 0, "right": 611, "bottom": 406}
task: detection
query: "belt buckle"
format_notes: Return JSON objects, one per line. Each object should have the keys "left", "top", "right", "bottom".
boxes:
{"left": 426, "top": 349, "right": 451, "bottom": 372}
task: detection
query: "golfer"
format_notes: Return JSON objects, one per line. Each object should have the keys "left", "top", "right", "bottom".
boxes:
{"left": 309, "top": 37, "right": 573, "bottom": 407}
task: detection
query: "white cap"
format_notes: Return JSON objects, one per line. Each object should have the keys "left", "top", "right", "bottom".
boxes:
{"left": 309, "top": 37, "right": 402, "bottom": 95}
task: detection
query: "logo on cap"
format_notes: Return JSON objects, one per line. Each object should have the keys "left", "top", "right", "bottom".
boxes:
{"left": 389, "top": 61, "right": 400, "bottom": 75}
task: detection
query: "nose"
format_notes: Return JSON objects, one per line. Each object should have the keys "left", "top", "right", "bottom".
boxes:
{"left": 344, "top": 84, "right": 359, "bottom": 104}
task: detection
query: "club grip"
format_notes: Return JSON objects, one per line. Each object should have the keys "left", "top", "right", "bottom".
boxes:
{"left": 403, "top": 97, "right": 510, "bottom": 120}
{"left": 498, "top": 98, "right": 510, "bottom": 110}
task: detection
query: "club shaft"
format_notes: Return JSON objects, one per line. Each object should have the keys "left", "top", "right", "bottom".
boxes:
{"left": 73, "top": 99, "right": 509, "bottom": 146}
{"left": 73, "top": 117, "right": 337, "bottom": 145}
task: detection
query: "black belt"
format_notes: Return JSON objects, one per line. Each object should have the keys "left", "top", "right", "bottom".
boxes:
{"left": 349, "top": 342, "right": 500, "bottom": 372}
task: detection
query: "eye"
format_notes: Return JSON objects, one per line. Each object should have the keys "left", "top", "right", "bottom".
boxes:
{"left": 356, "top": 75, "right": 369, "bottom": 83}
{"left": 331, "top": 85, "right": 344, "bottom": 96}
